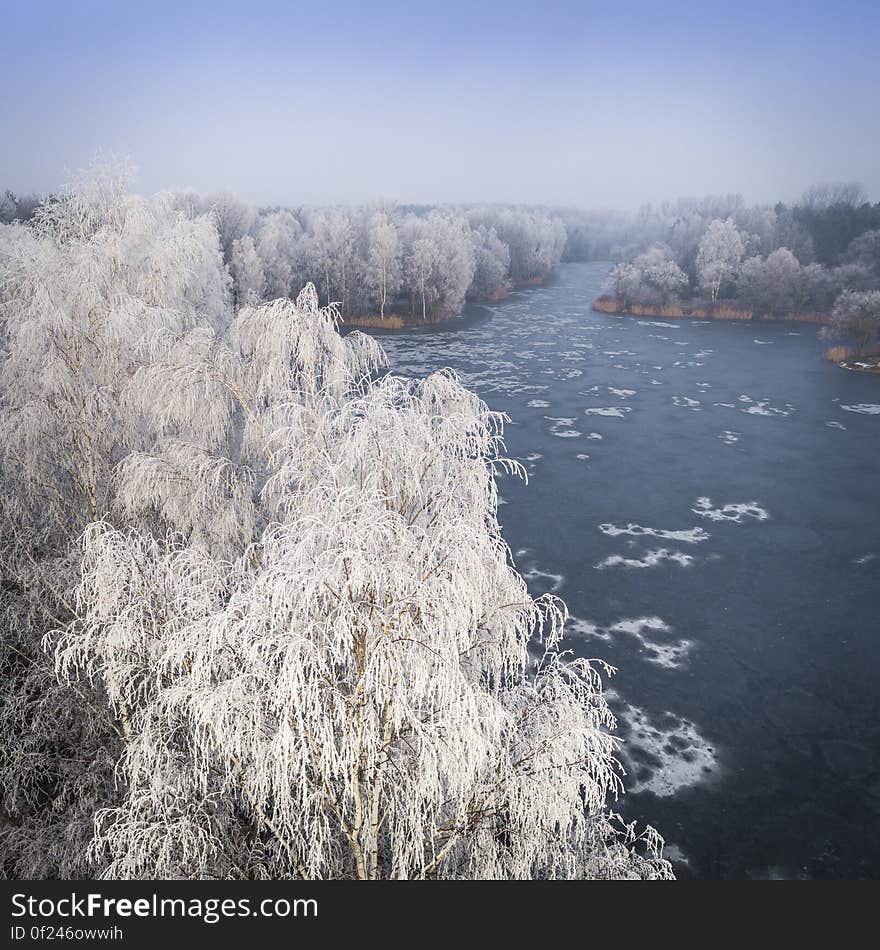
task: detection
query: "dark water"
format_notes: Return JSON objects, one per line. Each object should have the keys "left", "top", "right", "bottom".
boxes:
{"left": 366, "top": 262, "right": 880, "bottom": 879}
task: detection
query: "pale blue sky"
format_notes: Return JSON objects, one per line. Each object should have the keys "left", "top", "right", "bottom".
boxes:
{"left": 2, "top": 0, "right": 878, "bottom": 208}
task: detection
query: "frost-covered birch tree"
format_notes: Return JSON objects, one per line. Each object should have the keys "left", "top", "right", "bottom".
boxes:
{"left": 696, "top": 218, "right": 745, "bottom": 301}
{"left": 365, "top": 210, "right": 400, "bottom": 319}
{"left": 230, "top": 234, "right": 266, "bottom": 308}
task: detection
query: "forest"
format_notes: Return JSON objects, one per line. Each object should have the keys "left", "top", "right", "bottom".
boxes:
{"left": 2, "top": 186, "right": 566, "bottom": 327}
{"left": 589, "top": 186, "right": 880, "bottom": 361}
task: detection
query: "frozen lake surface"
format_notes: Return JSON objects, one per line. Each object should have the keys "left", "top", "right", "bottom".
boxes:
{"left": 364, "top": 261, "right": 880, "bottom": 879}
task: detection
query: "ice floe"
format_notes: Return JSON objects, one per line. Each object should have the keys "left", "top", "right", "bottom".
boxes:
{"left": 566, "top": 615, "right": 692, "bottom": 670}
{"left": 692, "top": 497, "right": 769, "bottom": 522}
{"left": 606, "top": 617, "right": 693, "bottom": 669}
{"left": 584, "top": 407, "right": 632, "bottom": 417}
{"left": 613, "top": 698, "right": 719, "bottom": 798}
{"left": 544, "top": 416, "right": 582, "bottom": 438}
{"left": 596, "top": 549, "right": 695, "bottom": 569}
{"left": 523, "top": 566, "right": 565, "bottom": 592}
{"left": 737, "top": 395, "right": 791, "bottom": 417}
{"left": 841, "top": 404, "right": 880, "bottom": 415}
{"left": 598, "top": 523, "right": 710, "bottom": 544}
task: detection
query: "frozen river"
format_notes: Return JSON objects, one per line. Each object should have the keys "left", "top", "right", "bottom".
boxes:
{"left": 364, "top": 261, "right": 880, "bottom": 878}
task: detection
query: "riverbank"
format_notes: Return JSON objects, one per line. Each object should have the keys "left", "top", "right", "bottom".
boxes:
{"left": 824, "top": 346, "right": 880, "bottom": 373}
{"left": 343, "top": 277, "right": 548, "bottom": 330}
{"left": 591, "top": 294, "right": 831, "bottom": 325}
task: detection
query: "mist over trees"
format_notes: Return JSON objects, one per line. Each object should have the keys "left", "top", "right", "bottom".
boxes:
{"left": 592, "top": 185, "right": 880, "bottom": 332}
{"left": 0, "top": 163, "right": 671, "bottom": 881}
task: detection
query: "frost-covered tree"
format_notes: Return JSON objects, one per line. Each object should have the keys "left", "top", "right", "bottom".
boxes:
{"left": 401, "top": 215, "right": 437, "bottom": 321}
{"left": 642, "top": 259, "right": 688, "bottom": 304}
{"left": 824, "top": 289, "right": 880, "bottom": 355}
{"left": 255, "top": 210, "right": 301, "bottom": 299}
{"left": 56, "top": 353, "right": 669, "bottom": 880}
{"left": 844, "top": 230, "right": 880, "bottom": 283}
{"left": 426, "top": 211, "right": 476, "bottom": 317}
{"left": 696, "top": 218, "right": 745, "bottom": 301}
{"left": 0, "top": 190, "right": 42, "bottom": 225}
{"left": 607, "top": 244, "right": 687, "bottom": 307}
{"left": 365, "top": 210, "right": 400, "bottom": 318}
{"left": 230, "top": 234, "right": 266, "bottom": 308}
{"left": 468, "top": 224, "right": 510, "bottom": 301}
{"left": 173, "top": 192, "right": 257, "bottom": 264}
{"left": 471, "top": 208, "right": 565, "bottom": 284}
{"left": 0, "top": 160, "right": 231, "bottom": 877}
{"left": 737, "top": 247, "right": 800, "bottom": 314}
{"left": 399, "top": 212, "right": 476, "bottom": 322}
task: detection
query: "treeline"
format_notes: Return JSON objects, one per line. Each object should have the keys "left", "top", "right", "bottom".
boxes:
{"left": 565, "top": 184, "right": 880, "bottom": 270}
{"left": 216, "top": 201, "right": 565, "bottom": 323}
{"left": 594, "top": 185, "right": 880, "bottom": 354}
{"left": 2, "top": 186, "right": 566, "bottom": 325}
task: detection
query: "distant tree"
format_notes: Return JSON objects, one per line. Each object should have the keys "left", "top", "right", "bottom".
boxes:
{"left": 608, "top": 244, "right": 688, "bottom": 307}
{"left": 793, "top": 262, "right": 836, "bottom": 312}
{"left": 733, "top": 206, "right": 778, "bottom": 257}
{"left": 667, "top": 212, "right": 705, "bottom": 283}
{"left": 230, "top": 234, "right": 266, "bottom": 307}
{"left": 792, "top": 188, "right": 880, "bottom": 266}
{"left": 825, "top": 289, "right": 880, "bottom": 355}
{"left": 696, "top": 218, "right": 745, "bottom": 301}
{"left": 365, "top": 210, "right": 400, "bottom": 318}
{"left": 800, "top": 182, "right": 867, "bottom": 211}
{"left": 844, "top": 229, "right": 880, "bottom": 282}
{"left": 468, "top": 224, "right": 510, "bottom": 300}
{"left": 608, "top": 262, "right": 640, "bottom": 306}
{"left": 642, "top": 259, "right": 689, "bottom": 303}
{"left": 0, "top": 190, "right": 41, "bottom": 224}
{"left": 401, "top": 216, "right": 436, "bottom": 321}
{"left": 255, "top": 210, "right": 301, "bottom": 299}
{"left": 0, "top": 190, "right": 17, "bottom": 223}
{"left": 773, "top": 206, "right": 815, "bottom": 264}
{"left": 425, "top": 212, "right": 476, "bottom": 317}
{"left": 737, "top": 247, "right": 800, "bottom": 314}
{"left": 470, "top": 208, "right": 564, "bottom": 283}
{"left": 209, "top": 193, "right": 258, "bottom": 263}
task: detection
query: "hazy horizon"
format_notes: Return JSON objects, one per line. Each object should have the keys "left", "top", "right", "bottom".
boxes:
{"left": 3, "top": 0, "right": 879, "bottom": 210}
